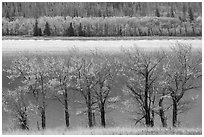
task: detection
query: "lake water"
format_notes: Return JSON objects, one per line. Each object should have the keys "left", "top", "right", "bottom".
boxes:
{"left": 2, "top": 39, "right": 202, "bottom": 55}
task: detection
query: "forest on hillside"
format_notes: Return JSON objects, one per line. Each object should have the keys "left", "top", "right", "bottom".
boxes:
{"left": 2, "top": 2, "right": 202, "bottom": 18}
{"left": 2, "top": 2, "right": 202, "bottom": 37}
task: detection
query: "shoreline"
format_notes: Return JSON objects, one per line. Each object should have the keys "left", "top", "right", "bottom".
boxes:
{"left": 2, "top": 36, "right": 202, "bottom": 41}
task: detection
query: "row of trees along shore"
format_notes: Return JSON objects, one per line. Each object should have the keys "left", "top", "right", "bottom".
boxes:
{"left": 3, "top": 43, "right": 202, "bottom": 130}
{"left": 2, "top": 16, "right": 202, "bottom": 37}
{"left": 2, "top": 2, "right": 202, "bottom": 37}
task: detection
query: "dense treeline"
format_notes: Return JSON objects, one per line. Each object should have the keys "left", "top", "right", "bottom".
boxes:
{"left": 2, "top": 2, "right": 202, "bottom": 37}
{"left": 2, "top": 2, "right": 202, "bottom": 18}
{"left": 2, "top": 16, "right": 202, "bottom": 37}
{"left": 3, "top": 43, "right": 202, "bottom": 130}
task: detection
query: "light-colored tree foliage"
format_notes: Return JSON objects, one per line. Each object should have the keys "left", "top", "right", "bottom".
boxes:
{"left": 5, "top": 56, "right": 53, "bottom": 130}
{"left": 163, "top": 43, "right": 202, "bottom": 127}
{"left": 48, "top": 57, "right": 79, "bottom": 128}
{"left": 2, "top": 87, "right": 37, "bottom": 130}
{"left": 2, "top": 16, "right": 201, "bottom": 37}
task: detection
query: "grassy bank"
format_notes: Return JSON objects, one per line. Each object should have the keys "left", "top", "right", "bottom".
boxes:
{"left": 3, "top": 127, "right": 202, "bottom": 135}
{"left": 2, "top": 36, "right": 202, "bottom": 41}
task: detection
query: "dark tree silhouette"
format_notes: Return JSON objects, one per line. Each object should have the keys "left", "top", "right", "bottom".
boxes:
{"left": 123, "top": 48, "right": 165, "bottom": 127}
{"left": 65, "top": 22, "right": 75, "bottom": 36}
{"left": 33, "top": 19, "right": 39, "bottom": 36}
{"left": 44, "top": 22, "right": 51, "bottom": 36}
{"left": 38, "top": 28, "right": 42, "bottom": 36}
{"left": 78, "top": 23, "right": 85, "bottom": 36}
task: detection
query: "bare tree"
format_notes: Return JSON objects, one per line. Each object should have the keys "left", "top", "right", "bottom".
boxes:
{"left": 91, "top": 54, "right": 119, "bottom": 127}
{"left": 48, "top": 57, "right": 78, "bottom": 128}
{"left": 164, "top": 43, "right": 202, "bottom": 127}
{"left": 122, "top": 47, "right": 165, "bottom": 127}
{"left": 2, "top": 87, "right": 34, "bottom": 130}
{"left": 152, "top": 67, "right": 172, "bottom": 128}
{"left": 72, "top": 56, "right": 98, "bottom": 127}
{"left": 5, "top": 56, "right": 52, "bottom": 130}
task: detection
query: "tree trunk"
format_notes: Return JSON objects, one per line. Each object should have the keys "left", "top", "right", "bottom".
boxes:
{"left": 179, "top": 27, "right": 182, "bottom": 35}
{"left": 37, "top": 121, "right": 40, "bottom": 130}
{"left": 41, "top": 77, "right": 46, "bottom": 130}
{"left": 20, "top": 114, "right": 29, "bottom": 130}
{"left": 100, "top": 103, "right": 106, "bottom": 127}
{"left": 145, "top": 108, "right": 151, "bottom": 127}
{"left": 184, "top": 24, "right": 188, "bottom": 36}
{"left": 64, "top": 88, "right": 69, "bottom": 128}
{"left": 144, "top": 71, "right": 151, "bottom": 127}
{"left": 150, "top": 110, "right": 154, "bottom": 127}
{"left": 41, "top": 106, "right": 46, "bottom": 129}
{"left": 92, "top": 112, "right": 96, "bottom": 126}
{"left": 87, "top": 90, "right": 93, "bottom": 127}
{"left": 150, "top": 28, "right": 153, "bottom": 36}
{"left": 159, "top": 28, "right": 162, "bottom": 36}
{"left": 159, "top": 98, "right": 167, "bottom": 127}
{"left": 191, "top": 24, "right": 195, "bottom": 35}
{"left": 172, "top": 99, "right": 178, "bottom": 127}
{"left": 167, "top": 28, "right": 170, "bottom": 36}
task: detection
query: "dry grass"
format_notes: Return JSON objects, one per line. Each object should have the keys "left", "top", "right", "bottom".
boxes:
{"left": 3, "top": 127, "right": 202, "bottom": 135}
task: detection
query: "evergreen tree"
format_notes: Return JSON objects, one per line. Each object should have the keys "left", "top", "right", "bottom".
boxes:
{"left": 78, "top": 23, "right": 84, "bottom": 36}
{"left": 44, "top": 22, "right": 51, "bottom": 36}
{"left": 38, "top": 28, "right": 42, "bottom": 36}
{"left": 188, "top": 6, "right": 194, "bottom": 22}
{"left": 65, "top": 22, "right": 75, "bottom": 36}
{"left": 155, "top": 6, "right": 160, "bottom": 17}
{"left": 118, "top": 26, "right": 122, "bottom": 36}
{"left": 33, "top": 19, "right": 39, "bottom": 36}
